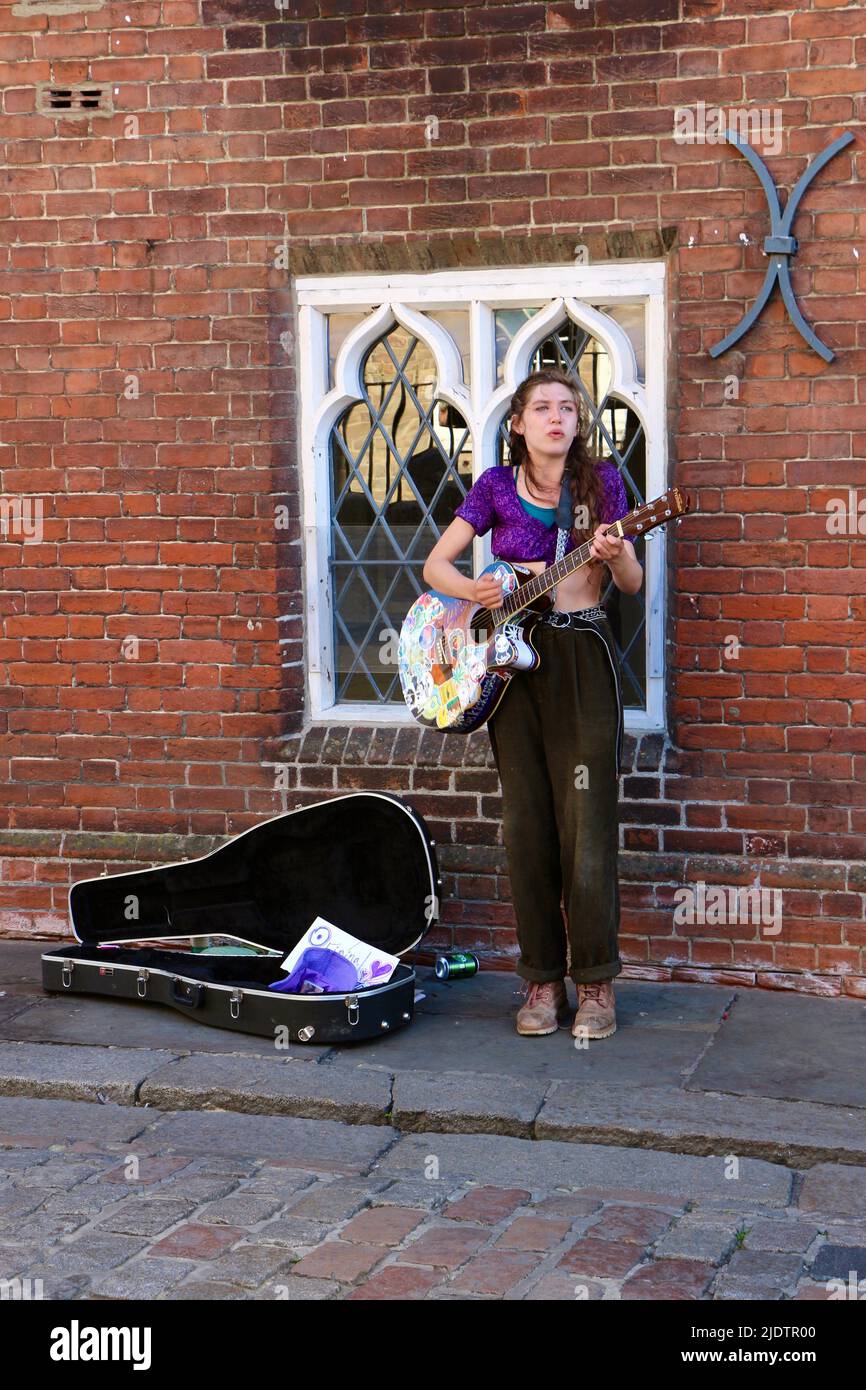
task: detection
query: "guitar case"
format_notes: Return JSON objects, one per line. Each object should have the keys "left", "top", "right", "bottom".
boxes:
{"left": 41, "top": 792, "right": 441, "bottom": 1045}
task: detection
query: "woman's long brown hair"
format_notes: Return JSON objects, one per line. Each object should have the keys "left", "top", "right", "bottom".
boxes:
{"left": 506, "top": 367, "right": 604, "bottom": 547}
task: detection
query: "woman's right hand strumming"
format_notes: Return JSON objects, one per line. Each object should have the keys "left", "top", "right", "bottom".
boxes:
{"left": 472, "top": 574, "right": 505, "bottom": 609}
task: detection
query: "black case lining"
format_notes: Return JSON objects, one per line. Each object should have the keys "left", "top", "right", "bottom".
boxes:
{"left": 68, "top": 793, "right": 436, "bottom": 959}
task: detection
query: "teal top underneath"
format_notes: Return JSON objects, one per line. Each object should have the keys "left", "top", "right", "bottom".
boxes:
{"left": 511, "top": 462, "right": 557, "bottom": 527}
{"left": 516, "top": 495, "right": 556, "bottom": 527}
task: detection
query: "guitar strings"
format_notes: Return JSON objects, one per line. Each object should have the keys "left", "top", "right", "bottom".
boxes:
{"left": 474, "top": 531, "right": 608, "bottom": 633}
{"left": 472, "top": 490, "right": 682, "bottom": 632}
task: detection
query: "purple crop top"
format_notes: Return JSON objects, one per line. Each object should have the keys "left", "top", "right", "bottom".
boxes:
{"left": 454, "top": 460, "right": 631, "bottom": 564}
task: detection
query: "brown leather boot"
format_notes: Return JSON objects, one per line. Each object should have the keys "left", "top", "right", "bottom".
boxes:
{"left": 516, "top": 979, "right": 570, "bottom": 1036}
{"left": 571, "top": 979, "right": 616, "bottom": 1040}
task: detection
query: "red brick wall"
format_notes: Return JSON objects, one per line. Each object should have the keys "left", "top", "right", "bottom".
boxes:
{"left": 2, "top": 0, "right": 864, "bottom": 996}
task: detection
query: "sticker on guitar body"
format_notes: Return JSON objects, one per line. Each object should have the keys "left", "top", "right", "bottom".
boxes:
{"left": 398, "top": 563, "right": 529, "bottom": 730}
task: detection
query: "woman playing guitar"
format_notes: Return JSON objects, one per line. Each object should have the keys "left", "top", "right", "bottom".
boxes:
{"left": 422, "top": 368, "right": 643, "bottom": 1041}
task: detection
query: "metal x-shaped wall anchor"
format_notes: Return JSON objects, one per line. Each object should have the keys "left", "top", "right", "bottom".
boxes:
{"left": 709, "top": 129, "right": 854, "bottom": 363}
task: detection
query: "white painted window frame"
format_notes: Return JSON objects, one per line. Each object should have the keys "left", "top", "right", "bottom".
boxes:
{"left": 293, "top": 262, "right": 668, "bottom": 731}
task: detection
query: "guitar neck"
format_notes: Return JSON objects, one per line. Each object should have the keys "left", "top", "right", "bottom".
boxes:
{"left": 497, "top": 522, "right": 625, "bottom": 624}
{"left": 471, "top": 487, "right": 688, "bottom": 631}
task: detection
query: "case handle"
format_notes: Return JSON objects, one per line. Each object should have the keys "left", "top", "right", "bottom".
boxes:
{"left": 171, "top": 976, "right": 205, "bottom": 1009}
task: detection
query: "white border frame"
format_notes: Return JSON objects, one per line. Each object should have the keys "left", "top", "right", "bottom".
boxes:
{"left": 293, "top": 263, "right": 667, "bottom": 730}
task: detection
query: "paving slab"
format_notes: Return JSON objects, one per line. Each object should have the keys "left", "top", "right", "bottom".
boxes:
{"left": 391, "top": 1069, "right": 547, "bottom": 1138}
{"left": 689, "top": 989, "right": 866, "bottom": 1108}
{"left": 330, "top": 1009, "right": 712, "bottom": 1086}
{"left": 0, "top": 994, "right": 327, "bottom": 1058}
{"left": 137, "top": 1109, "right": 396, "bottom": 1174}
{"left": 416, "top": 971, "right": 531, "bottom": 1018}
{"left": 0, "top": 1042, "right": 178, "bottom": 1105}
{"left": 89, "top": 1257, "right": 199, "bottom": 1300}
{"left": 797, "top": 1163, "right": 866, "bottom": 1219}
{"left": 418, "top": 972, "right": 734, "bottom": 1025}
{"left": 0, "top": 997, "right": 42, "bottom": 1025}
{"left": 0, "top": 940, "right": 50, "bottom": 983}
{"left": 0, "top": 1095, "right": 158, "bottom": 1145}
{"left": 140, "top": 1053, "right": 392, "bottom": 1123}
{"left": 370, "top": 1131, "right": 794, "bottom": 1204}
{"left": 810, "top": 1244, "right": 866, "bottom": 1281}
{"left": 535, "top": 1080, "right": 866, "bottom": 1166}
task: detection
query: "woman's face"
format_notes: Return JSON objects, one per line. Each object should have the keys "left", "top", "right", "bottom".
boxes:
{"left": 511, "top": 382, "right": 580, "bottom": 462}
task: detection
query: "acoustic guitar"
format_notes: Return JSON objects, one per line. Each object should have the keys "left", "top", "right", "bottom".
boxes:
{"left": 398, "top": 487, "right": 691, "bottom": 732}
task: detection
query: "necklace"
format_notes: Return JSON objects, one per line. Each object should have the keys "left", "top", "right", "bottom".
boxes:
{"left": 518, "top": 464, "right": 562, "bottom": 507}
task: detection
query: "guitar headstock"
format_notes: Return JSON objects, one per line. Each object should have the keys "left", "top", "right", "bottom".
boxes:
{"left": 620, "top": 487, "right": 692, "bottom": 537}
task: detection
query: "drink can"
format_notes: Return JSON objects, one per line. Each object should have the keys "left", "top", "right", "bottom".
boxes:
{"left": 435, "top": 951, "right": 480, "bottom": 980}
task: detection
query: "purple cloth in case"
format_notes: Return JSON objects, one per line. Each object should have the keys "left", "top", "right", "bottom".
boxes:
{"left": 453, "top": 460, "right": 631, "bottom": 563}
{"left": 268, "top": 946, "right": 398, "bottom": 994}
{"left": 269, "top": 946, "right": 359, "bottom": 994}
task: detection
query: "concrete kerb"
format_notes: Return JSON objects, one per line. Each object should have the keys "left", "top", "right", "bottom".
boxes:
{"left": 0, "top": 1042, "right": 864, "bottom": 1170}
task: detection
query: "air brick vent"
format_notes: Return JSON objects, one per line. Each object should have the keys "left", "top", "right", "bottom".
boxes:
{"left": 36, "top": 82, "right": 113, "bottom": 117}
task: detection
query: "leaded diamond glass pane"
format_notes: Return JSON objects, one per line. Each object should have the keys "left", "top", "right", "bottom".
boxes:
{"left": 326, "top": 309, "right": 375, "bottom": 390}
{"left": 427, "top": 310, "right": 471, "bottom": 385}
{"left": 330, "top": 323, "right": 473, "bottom": 703}
{"left": 495, "top": 307, "right": 542, "bottom": 381}
{"left": 597, "top": 301, "right": 646, "bottom": 382}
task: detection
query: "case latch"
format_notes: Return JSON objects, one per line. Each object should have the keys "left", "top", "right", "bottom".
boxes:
{"left": 230, "top": 989, "right": 242, "bottom": 1020}
{"left": 136, "top": 969, "right": 149, "bottom": 998}
{"left": 345, "top": 994, "right": 359, "bottom": 1027}
{"left": 61, "top": 960, "right": 74, "bottom": 989}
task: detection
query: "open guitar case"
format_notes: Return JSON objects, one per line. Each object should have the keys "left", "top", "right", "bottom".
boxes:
{"left": 42, "top": 792, "right": 441, "bottom": 1045}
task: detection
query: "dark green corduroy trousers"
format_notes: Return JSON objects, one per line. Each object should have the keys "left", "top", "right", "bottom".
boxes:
{"left": 487, "top": 615, "right": 623, "bottom": 986}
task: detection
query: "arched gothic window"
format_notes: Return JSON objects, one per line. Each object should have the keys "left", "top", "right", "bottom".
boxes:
{"left": 295, "top": 265, "right": 666, "bottom": 729}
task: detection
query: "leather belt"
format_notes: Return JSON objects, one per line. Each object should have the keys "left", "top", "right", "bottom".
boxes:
{"left": 541, "top": 605, "right": 608, "bottom": 627}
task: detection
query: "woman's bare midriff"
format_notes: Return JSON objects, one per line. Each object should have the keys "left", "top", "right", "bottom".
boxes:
{"left": 509, "top": 467, "right": 606, "bottom": 612}
{"left": 515, "top": 557, "right": 604, "bottom": 613}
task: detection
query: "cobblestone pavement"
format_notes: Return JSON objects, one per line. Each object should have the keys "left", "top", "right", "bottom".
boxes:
{"left": 0, "top": 1100, "right": 862, "bottom": 1301}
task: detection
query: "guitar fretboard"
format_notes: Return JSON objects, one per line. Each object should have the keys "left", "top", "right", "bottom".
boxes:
{"left": 470, "top": 489, "right": 686, "bottom": 634}
{"left": 475, "top": 522, "right": 622, "bottom": 632}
